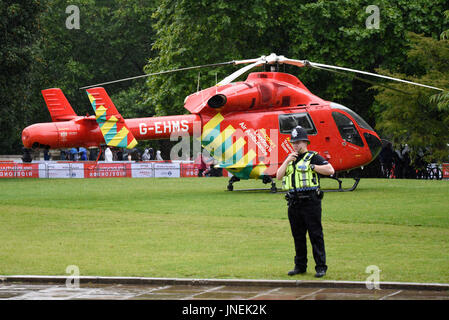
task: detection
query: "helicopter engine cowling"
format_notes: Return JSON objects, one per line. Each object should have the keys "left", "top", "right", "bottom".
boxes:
{"left": 196, "top": 72, "right": 325, "bottom": 113}
{"left": 207, "top": 83, "right": 261, "bottom": 110}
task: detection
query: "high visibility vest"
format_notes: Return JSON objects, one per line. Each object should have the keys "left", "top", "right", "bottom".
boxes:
{"left": 282, "top": 151, "right": 320, "bottom": 191}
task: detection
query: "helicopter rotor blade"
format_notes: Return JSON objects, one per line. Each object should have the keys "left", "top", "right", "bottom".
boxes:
{"left": 233, "top": 57, "right": 263, "bottom": 65}
{"left": 79, "top": 61, "right": 235, "bottom": 90}
{"left": 233, "top": 53, "right": 278, "bottom": 65}
{"left": 217, "top": 53, "right": 293, "bottom": 85}
{"left": 79, "top": 53, "right": 444, "bottom": 92}
{"left": 278, "top": 58, "right": 307, "bottom": 68}
{"left": 247, "top": 54, "right": 443, "bottom": 92}
{"left": 311, "top": 64, "right": 411, "bottom": 94}
{"left": 305, "top": 61, "right": 444, "bottom": 92}
{"left": 216, "top": 59, "right": 265, "bottom": 86}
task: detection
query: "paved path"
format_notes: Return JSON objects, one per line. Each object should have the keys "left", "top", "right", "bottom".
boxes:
{"left": 1, "top": 276, "right": 448, "bottom": 300}
{"left": 1, "top": 282, "right": 449, "bottom": 300}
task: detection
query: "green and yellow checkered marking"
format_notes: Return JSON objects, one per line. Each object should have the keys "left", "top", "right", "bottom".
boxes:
{"left": 200, "top": 113, "right": 267, "bottom": 179}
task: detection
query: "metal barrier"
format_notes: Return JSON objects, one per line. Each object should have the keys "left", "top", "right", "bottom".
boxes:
{"left": 0, "top": 161, "right": 202, "bottom": 179}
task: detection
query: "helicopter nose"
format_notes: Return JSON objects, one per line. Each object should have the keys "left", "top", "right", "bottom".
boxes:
{"left": 22, "top": 127, "right": 31, "bottom": 147}
{"left": 363, "top": 132, "right": 382, "bottom": 160}
{"left": 22, "top": 123, "right": 58, "bottom": 149}
{"left": 21, "top": 126, "right": 36, "bottom": 148}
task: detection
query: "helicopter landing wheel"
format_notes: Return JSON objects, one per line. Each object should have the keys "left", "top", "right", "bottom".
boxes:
{"left": 270, "top": 181, "right": 277, "bottom": 193}
{"left": 262, "top": 175, "right": 278, "bottom": 193}
{"left": 227, "top": 176, "right": 240, "bottom": 191}
{"left": 22, "top": 148, "right": 33, "bottom": 163}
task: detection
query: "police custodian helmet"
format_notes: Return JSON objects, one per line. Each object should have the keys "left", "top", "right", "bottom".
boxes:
{"left": 290, "top": 126, "right": 310, "bottom": 143}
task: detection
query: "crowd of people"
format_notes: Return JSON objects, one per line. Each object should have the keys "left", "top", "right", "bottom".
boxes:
{"left": 52, "top": 146, "right": 164, "bottom": 162}
{"left": 43, "top": 147, "right": 221, "bottom": 176}
{"left": 378, "top": 142, "right": 442, "bottom": 179}
{"left": 41, "top": 147, "right": 224, "bottom": 177}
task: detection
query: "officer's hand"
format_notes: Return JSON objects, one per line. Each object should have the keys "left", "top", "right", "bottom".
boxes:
{"left": 286, "top": 152, "right": 298, "bottom": 163}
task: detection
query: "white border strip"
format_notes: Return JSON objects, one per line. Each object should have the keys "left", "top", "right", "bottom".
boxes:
{"left": 1, "top": 275, "right": 448, "bottom": 292}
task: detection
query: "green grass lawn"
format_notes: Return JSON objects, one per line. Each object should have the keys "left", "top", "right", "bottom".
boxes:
{"left": 0, "top": 177, "right": 448, "bottom": 283}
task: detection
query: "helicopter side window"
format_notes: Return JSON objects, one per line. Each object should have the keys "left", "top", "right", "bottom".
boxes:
{"left": 279, "top": 113, "right": 317, "bottom": 135}
{"left": 331, "top": 112, "right": 364, "bottom": 147}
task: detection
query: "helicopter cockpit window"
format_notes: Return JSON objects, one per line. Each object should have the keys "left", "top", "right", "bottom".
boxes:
{"left": 331, "top": 103, "right": 374, "bottom": 131}
{"left": 279, "top": 113, "right": 317, "bottom": 135}
{"left": 332, "top": 111, "right": 364, "bottom": 147}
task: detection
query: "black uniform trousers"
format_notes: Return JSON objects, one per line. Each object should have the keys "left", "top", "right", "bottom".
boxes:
{"left": 287, "top": 193, "right": 327, "bottom": 272}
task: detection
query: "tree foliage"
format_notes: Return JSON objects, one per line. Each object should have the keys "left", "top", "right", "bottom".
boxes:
{"left": 33, "top": 0, "right": 157, "bottom": 116}
{"left": 0, "top": 0, "right": 157, "bottom": 153}
{"left": 0, "top": 0, "right": 43, "bottom": 153}
{"left": 1, "top": 0, "right": 449, "bottom": 157}
{"left": 441, "top": 10, "right": 449, "bottom": 40}
{"left": 374, "top": 33, "right": 449, "bottom": 162}
{"left": 430, "top": 10, "right": 449, "bottom": 111}
{"left": 144, "top": 0, "right": 448, "bottom": 125}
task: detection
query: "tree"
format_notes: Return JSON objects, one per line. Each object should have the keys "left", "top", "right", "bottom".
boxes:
{"left": 32, "top": 0, "right": 157, "bottom": 116}
{"left": 441, "top": 10, "right": 449, "bottom": 40}
{"left": 0, "top": 1, "right": 43, "bottom": 154}
{"left": 2, "top": 0, "right": 448, "bottom": 155}
{"left": 374, "top": 33, "right": 449, "bottom": 163}
{"left": 0, "top": 0, "right": 158, "bottom": 154}
{"left": 430, "top": 9, "right": 449, "bottom": 111}
{"left": 144, "top": 0, "right": 448, "bottom": 125}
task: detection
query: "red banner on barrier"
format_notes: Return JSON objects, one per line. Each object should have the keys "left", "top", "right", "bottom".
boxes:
{"left": 180, "top": 163, "right": 199, "bottom": 177}
{"left": 443, "top": 163, "right": 449, "bottom": 179}
{"left": 0, "top": 163, "right": 15, "bottom": 178}
{"left": 0, "top": 163, "right": 39, "bottom": 178}
{"left": 16, "top": 164, "right": 39, "bottom": 178}
{"left": 84, "top": 162, "right": 131, "bottom": 178}
{"left": 0, "top": 161, "right": 231, "bottom": 179}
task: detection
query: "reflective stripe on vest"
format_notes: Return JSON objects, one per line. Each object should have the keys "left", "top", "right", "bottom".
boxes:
{"left": 282, "top": 151, "right": 320, "bottom": 191}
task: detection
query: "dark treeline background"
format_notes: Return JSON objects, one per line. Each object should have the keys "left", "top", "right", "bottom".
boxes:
{"left": 0, "top": 0, "right": 448, "bottom": 164}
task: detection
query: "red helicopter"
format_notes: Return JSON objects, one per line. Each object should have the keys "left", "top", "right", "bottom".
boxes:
{"left": 21, "top": 54, "right": 443, "bottom": 191}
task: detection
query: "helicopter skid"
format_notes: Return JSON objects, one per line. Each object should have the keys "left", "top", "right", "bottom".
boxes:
{"left": 321, "top": 176, "right": 360, "bottom": 192}
{"left": 226, "top": 176, "right": 278, "bottom": 193}
{"left": 226, "top": 175, "right": 360, "bottom": 193}
{"left": 227, "top": 187, "right": 278, "bottom": 193}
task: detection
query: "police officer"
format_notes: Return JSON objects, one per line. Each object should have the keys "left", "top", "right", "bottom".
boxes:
{"left": 276, "top": 126, "right": 335, "bottom": 278}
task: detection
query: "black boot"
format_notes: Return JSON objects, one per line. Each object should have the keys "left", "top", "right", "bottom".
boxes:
{"left": 314, "top": 270, "right": 326, "bottom": 278}
{"left": 314, "top": 267, "right": 327, "bottom": 278}
{"left": 288, "top": 266, "right": 306, "bottom": 276}
{"left": 288, "top": 256, "right": 306, "bottom": 276}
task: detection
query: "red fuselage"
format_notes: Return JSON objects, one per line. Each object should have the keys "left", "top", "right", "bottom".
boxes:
{"left": 22, "top": 72, "right": 382, "bottom": 174}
